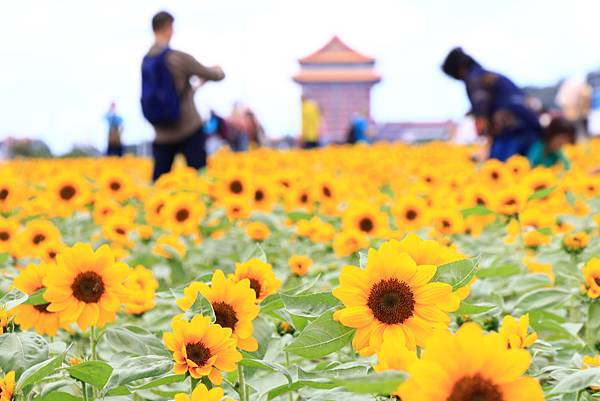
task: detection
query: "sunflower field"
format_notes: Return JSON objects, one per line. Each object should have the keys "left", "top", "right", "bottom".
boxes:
{"left": 1, "top": 141, "right": 600, "bottom": 401}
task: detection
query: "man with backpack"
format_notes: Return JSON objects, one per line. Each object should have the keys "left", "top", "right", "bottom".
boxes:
{"left": 141, "top": 11, "right": 225, "bottom": 181}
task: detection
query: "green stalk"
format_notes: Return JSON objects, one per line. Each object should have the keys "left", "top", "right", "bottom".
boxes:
{"left": 285, "top": 352, "right": 293, "bottom": 401}
{"left": 237, "top": 364, "right": 247, "bottom": 401}
{"left": 90, "top": 326, "right": 98, "bottom": 361}
{"left": 81, "top": 381, "right": 89, "bottom": 401}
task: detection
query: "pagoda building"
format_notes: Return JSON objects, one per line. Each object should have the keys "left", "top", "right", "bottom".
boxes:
{"left": 293, "top": 36, "right": 381, "bottom": 143}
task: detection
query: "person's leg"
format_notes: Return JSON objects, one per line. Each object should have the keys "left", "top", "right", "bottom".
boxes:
{"left": 152, "top": 142, "right": 177, "bottom": 181}
{"left": 181, "top": 128, "right": 207, "bottom": 171}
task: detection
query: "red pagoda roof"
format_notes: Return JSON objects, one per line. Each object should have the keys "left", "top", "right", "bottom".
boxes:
{"left": 298, "top": 36, "right": 375, "bottom": 65}
{"left": 293, "top": 69, "right": 380, "bottom": 83}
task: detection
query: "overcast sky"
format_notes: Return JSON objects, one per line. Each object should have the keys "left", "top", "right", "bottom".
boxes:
{"left": 1, "top": 0, "right": 599, "bottom": 154}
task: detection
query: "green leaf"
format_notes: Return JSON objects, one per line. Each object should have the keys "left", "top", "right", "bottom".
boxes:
{"left": 513, "top": 288, "right": 570, "bottom": 313}
{"left": 37, "top": 392, "right": 82, "bottom": 401}
{"left": 281, "top": 292, "right": 341, "bottom": 319}
{"left": 0, "top": 288, "right": 29, "bottom": 311}
{"left": 536, "top": 227, "right": 553, "bottom": 235}
{"left": 333, "top": 371, "right": 408, "bottom": 394}
{"left": 0, "top": 252, "right": 9, "bottom": 267}
{"left": 98, "top": 326, "right": 171, "bottom": 361}
{"left": 461, "top": 205, "right": 494, "bottom": 218}
{"left": 239, "top": 358, "right": 293, "bottom": 383}
{"left": 432, "top": 258, "right": 478, "bottom": 290}
{"left": 477, "top": 264, "right": 520, "bottom": 278}
{"left": 550, "top": 367, "right": 600, "bottom": 394}
{"left": 133, "top": 374, "right": 186, "bottom": 391}
{"left": 24, "top": 288, "right": 47, "bottom": 306}
{"left": 103, "top": 355, "right": 172, "bottom": 392}
{"left": 68, "top": 360, "right": 113, "bottom": 388}
{"left": 528, "top": 186, "right": 556, "bottom": 201}
{"left": 242, "top": 243, "right": 268, "bottom": 263}
{"left": 587, "top": 302, "right": 600, "bottom": 345}
{"left": 287, "top": 211, "right": 312, "bottom": 222}
{"left": 455, "top": 302, "right": 497, "bottom": 315}
{"left": 0, "top": 332, "right": 49, "bottom": 376}
{"left": 182, "top": 291, "right": 215, "bottom": 322}
{"left": 286, "top": 311, "right": 354, "bottom": 359}
{"left": 16, "top": 353, "right": 65, "bottom": 393}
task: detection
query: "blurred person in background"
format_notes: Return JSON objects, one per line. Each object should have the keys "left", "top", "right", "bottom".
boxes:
{"left": 141, "top": 11, "right": 225, "bottom": 181}
{"left": 228, "top": 102, "right": 250, "bottom": 152}
{"left": 244, "top": 108, "right": 267, "bottom": 148}
{"left": 347, "top": 111, "right": 372, "bottom": 144}
{"left": 555, "top": 74, "right": 592, "bottom": 137}
{"left": 528, "top": 117, "right": 576, "bottom": 170}
{"left": 105, "top": 102, "right": 124, "bottom": 156}
{"left": 442, "top": 47, "right": 542, "bottom": 162}
{"left": 301, "top": 95, "right": 321, "bottom": 149}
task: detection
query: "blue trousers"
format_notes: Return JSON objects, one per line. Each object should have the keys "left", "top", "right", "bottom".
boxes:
{"left": 152, "top": 128, "right": 206, "bottom": 181}
{"left": 490, "top": 130, "right": 539, "bottom": 162}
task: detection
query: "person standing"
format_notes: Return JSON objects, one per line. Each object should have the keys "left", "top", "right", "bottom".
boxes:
{"left": 141, "top": 11, "right": 225, "bottom": 181}
{"left": 442, "top": 47, "right": 541, "bottom": 161}
{"left": 301, "top": 96, "right": 321, "bottom": 149}
{"left": 105, "top": 102, "right": 124, "bottom": 156}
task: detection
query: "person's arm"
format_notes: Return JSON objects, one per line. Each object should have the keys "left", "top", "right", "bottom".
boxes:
{"left": 180, "top": 52, "right": 225, "bottom": 82}
{"left": 466, "top": 72, "right": 497, "bottom": 135}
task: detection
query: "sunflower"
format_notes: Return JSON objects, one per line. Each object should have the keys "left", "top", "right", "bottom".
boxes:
{"left": 523, "top": 256, "right": 555, "bottom": 284}
{"left": 522, "top": 168, "right": 557, "bottom": 195}
{"left": 163, "top": 192, "right": 205, "bottom": 236}
{"left": 38, "top": 240, "right": 65, "bottom": 264}
{"left": 0, "top": 371, "right": 15, "bottom": 401}
{"left": 218, "top": 171, "right": 251, "bottom": 199}
{"left": 0, "top": 217, "right": 19, "bottom": 254}
{"left": 0, "top": 171, "right": 23, "bottom": 213}
{"left": 174, "top": 383, "right": 234, "bottom": 401}
{"left": 17, "top": 220, "right": 62, "bottom": 259}
{"left": 392, "top": 196, "right": 429, "bottom": 231}
{"left": 92, "top": 198, "right": 120, "bottom": 225}
{"left": 245, "top": 221, "right": 270, "bottom": 241}
{"left": 431, "top": 210, "right": 465, "bottom": 235}
{"left": 0, "top": 307, "right": 7, "bottom": 334}
{"left": 163, "top": 314, "right": 241, "bottom": 384}
{"left": 480, "top": 159, "right": 510, "bottom": 187}
{"left": 152, "top": 234, "right": 187, "bottom": 259}
{"left": 177, "top": 270, "right": 260, "bottom": 351}
{"left": 43, "top": 243, "right": 130, "bottom": 330}
{"left": 492, "top": 187, "right": 527, "bottom": 216}
{"left": 144, "top": 191, "right": 171, "bottom": 226}
{"left": 498, "top": 314, "right": 537, "bottom": 350}
{"left": 505, "top": 154, "right": 531, "bottom": 178}
{"left": 285, "top": 186, "right": 314, "bottom": 212}
{"left": 342, "top": 201, "right": 389, "bottom": 237}
{"left": 123, "top": 265, "right": 158, "bottom": 315}
{"left": 373, "top": 339, "right": 418, "bottom": 373}
{"left": 137, "top": 224, "right": 154, "bottom": 241}
{"left": 102, "top": 215, "right": 135, "bottom": 248}
{"left": 221, "top": 198, "right": 252, "bottom": 221}
{"left": 98, "top": 169, "right": 133, "bottom": 202}
{"left": 333, "top": 229, "right": 369, "bottom": 258}
{"left": 398, "top": 323, "right": 544, "bottom": 401}
{"left": 45, "top": 172, "right": 91, "bottom": 217}
{"left": 231, "top": 258, "right": 281, "bottom": 302}
{"left": 11, "top": 262, "right": 62, "bottom": 336}
{"left": 563, "top": 231, "right": 590, "bottom": 253}
{"left": 582, "top": 258, "right": 600, "bottom": 298}
{"left": 523, "top": 230, "right": 551, "bottom": 249}
{"left": 288, "top": 255, "right": 313, "bottom": 276}
{"left": 251, "top": 180, "right": 275, "bottom": 211}
{"left": 332, "top": 241, "right": 459, "bottom": 355}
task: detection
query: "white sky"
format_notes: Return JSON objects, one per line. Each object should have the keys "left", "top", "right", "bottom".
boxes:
{"left": 1, "top": 0, "right": 599, "bottom": 154}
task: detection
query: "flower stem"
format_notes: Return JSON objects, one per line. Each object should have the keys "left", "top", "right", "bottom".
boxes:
{"left": 285, "top": 352, "right": 293, "bottom": 401}
{"left": 81, "top": 381, "right": 89, "bottom": 401}
{"left": 90, "top": 326, "right": 98, "bottom": 361}
{"left": 237, "top": 364, "right": 247, "bottom": 401}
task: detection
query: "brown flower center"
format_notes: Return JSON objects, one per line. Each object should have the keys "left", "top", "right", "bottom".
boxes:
{"left": 254, "top": 190, "right": 265, "bottom": 202}
{"left": 115, "top": 227, "right": 126, "bottom": 235}
{"left": 595, "top": 277, "right": 600, "bottom": 287}
{"left": 442, "top": 219, "right": 451, "bottom": 229}
{"left": 405, "top": 209, "right": 417, "bottom": 221}
{"left": 447, "top": 374, "right": 503, "bottom": 401}
{"left": 0, "top": 231, "right": 9, "bottom": 241}
{"left": 59, "top": 185, "right": 76, "bottom": 201}
{"left": 33, "top": 234, "right": 46, "bottom": 245}
{"left": 71, "top": 271, "right": 105, "bottom": 303}
{"left": 248, "top": 278, "right": 262, "bottom": 299}
{"left": 534, "top": 184, "right": 546, "bottom": 192}
{"left": 213, "top": 302, "right": 239, "bottom": 330}
{"left": 229, "top": 180, "right": 243, "bottom": 194}
{"left": 185, "top": 342, "right": 211, "bottom": 367}
{"left": 109, "top": 181, "right": 121, "bottom": 191}
{"left": 322, "top": 186, "right": 332, "bottom": 198}
{"left": 48, "top": 250, "right": 57, "bottom": 259}
{"left": 300, "top": 193, "right": 309, "bottom": 204}
{"left": 175, "top": 208, "right": 190, "bottom": 222}
{"left": 34, "top": 303, "right": 51, "bottom": 313}
{"left": 476, "top": 197, "right": 486, "bottom": 206}
{"left": 359, "top": 217, "right": 374, "bottom": 233}
{"left": 0, "top": 188, "right": 8, "bottom": 200}
{"left": 367, "top": 278, "right": 415, "bottom": 324}
{"left": 491, "top": 172, "right": 499, "bottom": 180}
{"left": 156, "top": 203, "right": 164, "bottom": 214}
{"left": 504, "top": 198, "right": 516, "bottom": 206}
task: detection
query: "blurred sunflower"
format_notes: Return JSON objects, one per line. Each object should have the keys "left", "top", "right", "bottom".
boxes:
{"left": 152, "top": 234, "right": 187, "bottom": 259}
{"left": 231, "top": 258, "right": 281, "bottom": 302}
{"left": 582, "top": 258, "right": 600, "bottom": 298}
{"left": 43, "top": 243, "right": 130, "bottom": 330}
{"left": 498, "top": 314, "right": 537, "bottom": 350}
{"left": 0, "top": 371, "right": 15, "bottom": 401}
{"left": 44, "top": 172, "right": 91, "bottom": 217}
{"left": 342, "top": 201, "right": 389, "bottom": 237}
{"left": 102, "top": 215, "right": 135, "bottom": 248}
{"left": 92, "top": 198, "right": 121, "bottom": 225}
{"left": 333, "top": 229, "right": 369, "bottom": 258}
{"left": 218, "top": 171, "right": 251, "bottom": 199}
{"left": 174, "top": 384, "right": 233, "bottom": 401}
{"left": 332, "top": 241, "right": 458, "bottom": 354}
{"left": 492, "top": 187, "right": 526, "bottom": 216}
{"left": 98, "top": 169, "right": 133, "bottom": 202}
{"left": 392, "top": 196, "right": 428, "bottom": 231}
{"left": 398, "top": 323, "right": 544, "bottom": 401}
{"left": 288, "top": 255, "right": 313, "bottom": 276}
{"left": 251, "top": 180, "right": 275, "bottom": 211}
{"left": 163, "top": 315, "right": 241, "bottom": 384}
{"left": 177, "top": 270, "right": 260, "bottom": 351}
{"left": 11, "top": 262, "right": 62, "bottom": 336}
{"left": 17, "top": 220, "right": 61, "bottom": 259}
{"left": 0, "top": 217, "right": 19, "bottom": 254}
{"left": 144, "top": 191, "right": 171, "bottom": 226}
{"left": 563, "top": 231, "right": 590, "bottom": 253}
{"left": 0, "top": 171, "right": 23, "bottom": 213}
{"left": 0, "top": 307, "right": 7, "bottom": 334}
{"left": 245, "top": 221, "right": 270, "bottom": 241}
{"left": 163, "top": 192, "right": 205, "bottom": 236}
{"left": 123, "top": 265, "right": 158, "bottom": 315}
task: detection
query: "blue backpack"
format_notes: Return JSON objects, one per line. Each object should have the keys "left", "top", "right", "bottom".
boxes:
{"left": 141, "top": 48, "right": 180, "bottom": 126}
